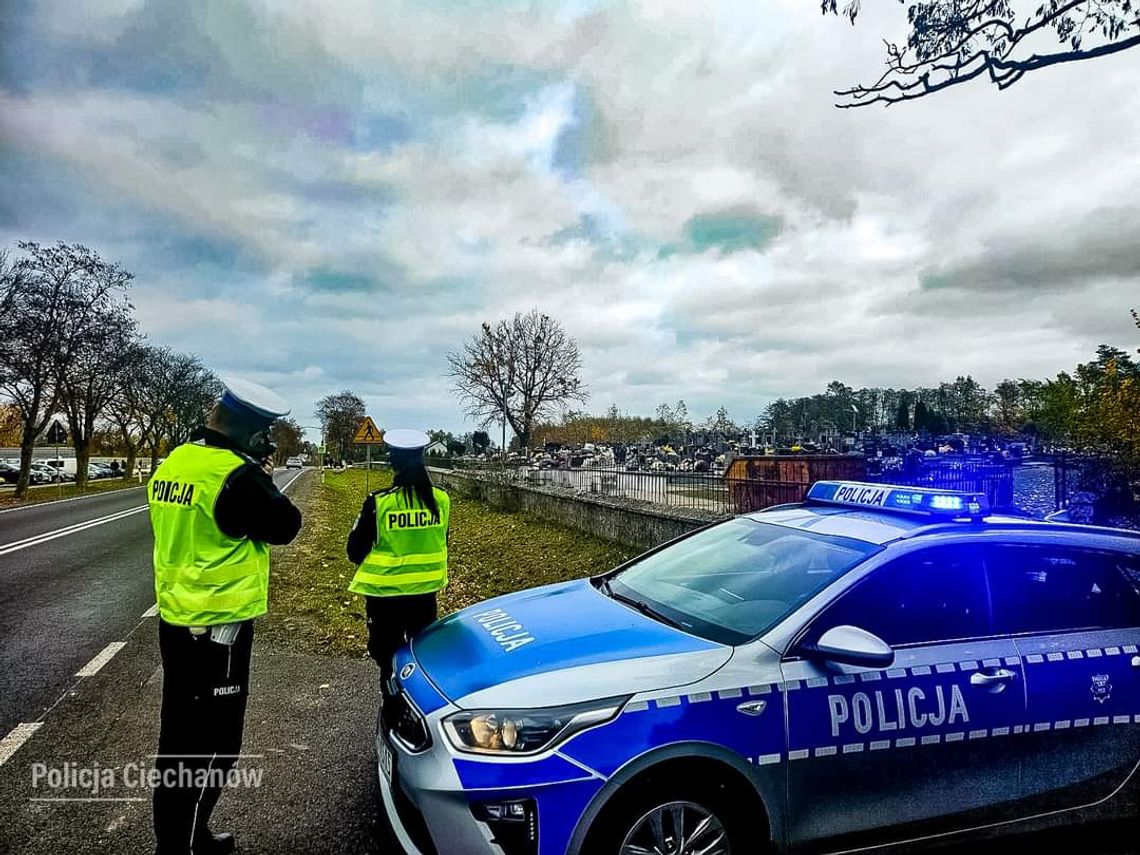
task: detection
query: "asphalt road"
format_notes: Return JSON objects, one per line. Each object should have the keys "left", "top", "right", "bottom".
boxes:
{"left": 0, "top": 469, "right": 303, "bottom": 736}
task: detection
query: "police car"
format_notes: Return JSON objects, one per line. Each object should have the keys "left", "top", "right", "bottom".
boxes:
{"left": 377, "top": 481, "right": 1140, "bottom": 855}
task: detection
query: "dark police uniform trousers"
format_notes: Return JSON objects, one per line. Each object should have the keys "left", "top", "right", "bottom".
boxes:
{"left": 154, "top": 618, "right": 253, "bottom": 854}
{"left": 365, "top": 592, "right": 437, "bottom": 682}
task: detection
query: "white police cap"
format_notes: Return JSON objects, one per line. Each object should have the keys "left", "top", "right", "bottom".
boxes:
{"left": 220, "top": 376, "right": 290, "bottom": 423}
{"left": 385, "top": 428, "right": 429, "bottom": 451}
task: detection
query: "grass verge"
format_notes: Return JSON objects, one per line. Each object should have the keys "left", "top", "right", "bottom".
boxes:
{"left": 262, "top": 468, "right": 638, "bottom": 658}
{"left": 0, "top": 477, "right": 147, "bottom": 509}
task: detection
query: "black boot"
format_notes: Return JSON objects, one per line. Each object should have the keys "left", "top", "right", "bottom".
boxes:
{"left": 191, "top": 830, "right": 236, "bottom": 855}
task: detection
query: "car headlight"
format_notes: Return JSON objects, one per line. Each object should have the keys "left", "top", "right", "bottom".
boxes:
{"left": 442, "top": 697, "right": 627, "bottom": 756}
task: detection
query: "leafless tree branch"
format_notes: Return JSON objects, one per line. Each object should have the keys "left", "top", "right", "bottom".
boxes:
{"left": 827, "top": 0, "right": 1140, "bottom": 106}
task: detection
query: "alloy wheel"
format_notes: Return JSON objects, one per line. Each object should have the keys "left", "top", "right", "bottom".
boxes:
{"left": 619, "top": 799, "right": 729, "bottom": 855}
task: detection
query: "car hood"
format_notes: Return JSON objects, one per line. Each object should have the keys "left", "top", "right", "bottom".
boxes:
{"left": 410, "top": 579, "right": 730, "bottom": 708}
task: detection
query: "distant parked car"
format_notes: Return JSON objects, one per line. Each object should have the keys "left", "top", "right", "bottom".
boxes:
{"left": 285, "top": 456, "right": 303, "bottom": 469}
{"left": 0, "top": 462, "right": 19, "bottom": 484}
{"left": 30, "top": 462, "right": 61, "bottom": 484}
{"left": 41, "top": 458, "right": 79, "bottom": 481}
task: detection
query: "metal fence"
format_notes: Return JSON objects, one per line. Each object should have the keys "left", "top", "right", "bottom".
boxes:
{"left": 866, "top": 458, "right": 1016, "bottom": 509}
{"left": 435, "top": 458, "right": 1021, "bottom": 517}
{"left": 469, "top": 465, "right": 738, "bottom": 514}
{"left": 1053, "top": 452, "right": 1140, "bottom": 528}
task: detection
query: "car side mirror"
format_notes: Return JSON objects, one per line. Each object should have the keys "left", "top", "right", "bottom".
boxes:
{"left": 808, "top": 625, "right": 894, "bottom": 669}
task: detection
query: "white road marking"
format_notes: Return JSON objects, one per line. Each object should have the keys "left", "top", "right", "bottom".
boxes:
{"left": 0, "top": 506, "right": 146, "bottom": 550}
{"left": 279, "top": 470, "right": 305, "bottom": 494}
{"left": 141, "top": 604, "right": 159, "bottom": 619}
{"left": 30, "top": 797, "right": 148, "bottom": 802}
{"left": 0, "top": 505, "right": 147, "bottom": 556}
{"left": 0, "top": 485, "right": 146, "bottom": 516}
{"left": 0, "top": 722, "right": 43, "bottom": 766}
{"left": 76, "top": 642, "right": 127, "bottom": 677}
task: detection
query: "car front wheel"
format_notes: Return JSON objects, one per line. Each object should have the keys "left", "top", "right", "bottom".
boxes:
{"left": 591, "top": 780, "right": 751, "bottom": 855}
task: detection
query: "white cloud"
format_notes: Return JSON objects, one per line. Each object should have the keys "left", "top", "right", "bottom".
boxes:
{"left": 2, "top": 0, "right": 1138, "bottom": 434}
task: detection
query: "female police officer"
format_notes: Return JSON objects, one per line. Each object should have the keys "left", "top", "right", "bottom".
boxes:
{"left": 345, "top": 429, "right": 451, "bottom": 685}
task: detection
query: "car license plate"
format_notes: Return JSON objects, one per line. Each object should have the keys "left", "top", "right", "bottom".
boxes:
{"left": 379, "top": 740, "right": 394, "bottom": 785}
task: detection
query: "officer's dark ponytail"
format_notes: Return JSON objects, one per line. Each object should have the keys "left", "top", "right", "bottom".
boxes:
{"left": 390, "top": 449, "right": 439, "bottom": 523}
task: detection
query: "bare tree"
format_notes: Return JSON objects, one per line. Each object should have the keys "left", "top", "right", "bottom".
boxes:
{"left": 0, "top": 242, "right": 133, "bottom": 496}
{"left": 826, "top": 0, "right": 1140, "bottom": 107}
{"left": 56, "top": 280, "right": 137, "bottom": 487}
{"left": 0, "top": 251, "right": 26, "bottom": 320}
{"left": 448, "top": 310, "right": 587, "bottom": 454}
{"left": 105, "top": 341, "right": 156, "bottom": 478}
{"left": 270, "top": 418, "right": 304, "bottom": 464}
{"left": 315, "top": 390, "right": 367, "bottom": 463}
{"left": 161, "top": 353, "right": 220, "bottom": 452}
{"left": 108, "top": 346, "right": 219, "bottom": 470}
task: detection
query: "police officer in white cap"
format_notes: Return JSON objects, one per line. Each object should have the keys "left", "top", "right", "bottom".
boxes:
{"left": 346, "top": 429, "right": 451, "bottom": 688}
{"left": 149, "top": 377, "right": 302, "bottom": 855}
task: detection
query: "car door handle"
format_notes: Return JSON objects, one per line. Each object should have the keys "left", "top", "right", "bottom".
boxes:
{"left": 736, "top": 700, "right": 767, "bottom": 716}
{"left": 970, "top": 669, "right": 1016, "bottom": 691}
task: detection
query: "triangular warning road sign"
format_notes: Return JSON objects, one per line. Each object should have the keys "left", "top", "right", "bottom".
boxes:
{"left": 353, "top": 416, "right": 384, "bottom": 445}
{"left": 45, "top": 419, "right": 68, "bottom": 444}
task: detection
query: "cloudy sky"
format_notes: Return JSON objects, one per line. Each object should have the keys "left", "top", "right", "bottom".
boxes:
{"left": 2, "top": 1, "right": 1137, "bottom": 439}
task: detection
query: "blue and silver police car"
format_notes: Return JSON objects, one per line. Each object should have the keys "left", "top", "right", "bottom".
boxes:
{"left": 377, "top": 481, "right": 1140, "bottom": 855}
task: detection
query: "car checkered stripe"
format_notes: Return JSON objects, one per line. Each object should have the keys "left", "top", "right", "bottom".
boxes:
{"left": 620, "top": 644, "right": 1140, "bottom": 765}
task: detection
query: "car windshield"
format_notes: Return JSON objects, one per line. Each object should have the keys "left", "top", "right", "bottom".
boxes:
{"left": 605, "top": 518, "right": 879, "bottom": 645}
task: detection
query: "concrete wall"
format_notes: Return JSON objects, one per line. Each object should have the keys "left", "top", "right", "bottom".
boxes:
{"left": 430, "top": 467, "right": 724, "bottom": 552}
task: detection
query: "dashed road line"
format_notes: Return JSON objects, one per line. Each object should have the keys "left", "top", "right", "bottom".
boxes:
{"left": 76, "top": 642, "right": 128, "bottom": 677}
{"left": 0, "top": 722, "right": 43, "bottom": 767}
{"left": 141, "top": 604, "right": 159, "bottom": 619}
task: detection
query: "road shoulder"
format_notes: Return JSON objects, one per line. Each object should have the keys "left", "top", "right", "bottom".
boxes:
{"left": 0, "top": 467, "right": 390, "bottom": 855}
{"left": 0, "top": 625, "right": 385, "bottom": 855}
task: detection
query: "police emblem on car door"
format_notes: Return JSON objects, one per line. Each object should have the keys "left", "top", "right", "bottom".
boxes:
{"left": 984, "top": 545, "right": 1140, "bottom": 811}
{"left": 780, "top": 545, "right": 1029, "bottom": 849}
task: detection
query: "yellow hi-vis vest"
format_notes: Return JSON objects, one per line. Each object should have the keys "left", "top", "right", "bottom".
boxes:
{"left": 349, "top": 487, "right": 450, "bottom": 597}
{"left": 149, "top": 443, "right": 269, "bottom": 626}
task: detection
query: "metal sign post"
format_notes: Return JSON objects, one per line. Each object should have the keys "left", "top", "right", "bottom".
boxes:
{"left": 353, "top": 417, "right": 384, "bottom": 499}
{"left": 46, "top": 419, "right": 67, "bottom": 498}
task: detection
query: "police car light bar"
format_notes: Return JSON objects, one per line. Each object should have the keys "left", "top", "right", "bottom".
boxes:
{"left": 805, "top": 481, "right": 990, "bottom": 519}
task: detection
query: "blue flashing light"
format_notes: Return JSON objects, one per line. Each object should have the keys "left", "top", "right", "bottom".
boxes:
{"left": 805, "top": 481, "right": 989, "bottom": 519}
{"left": 930, "top": 495, "right": 963, "bottom": 511}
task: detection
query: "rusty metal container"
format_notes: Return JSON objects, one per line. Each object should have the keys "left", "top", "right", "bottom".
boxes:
{"left": 724, "top": 455, "right": 867, "bottom": 514}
